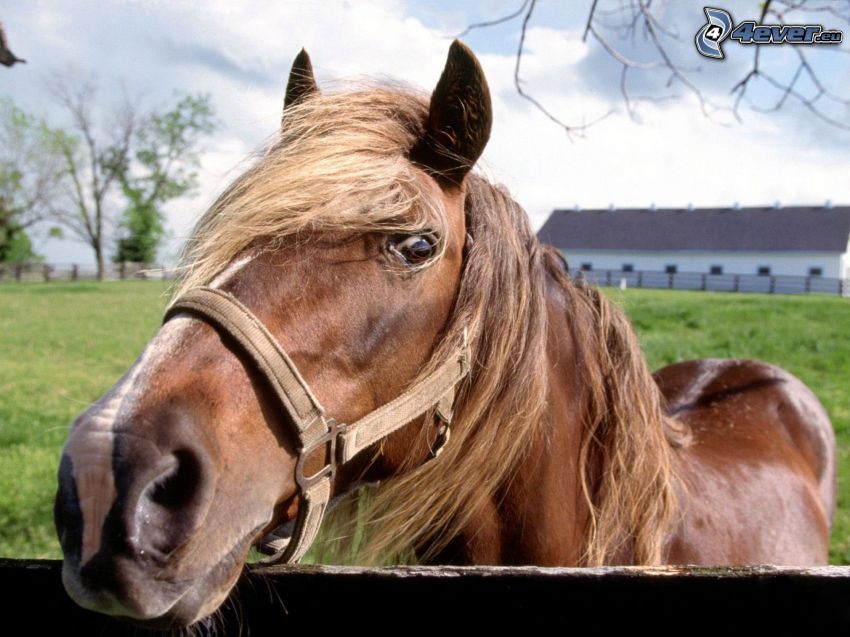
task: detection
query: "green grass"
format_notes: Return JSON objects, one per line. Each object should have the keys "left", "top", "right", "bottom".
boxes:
{"left": 0, "top": 282, "right": 847, "bottom": 562}
{"left": 0, "top": 281, "right": 171, "bottom": 557}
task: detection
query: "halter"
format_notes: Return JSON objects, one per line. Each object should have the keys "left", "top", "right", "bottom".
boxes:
{"left": 163, "top": 286, "right": 470, "bottom": 564}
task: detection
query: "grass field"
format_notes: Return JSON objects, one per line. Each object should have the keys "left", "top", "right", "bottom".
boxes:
{"left": 0, "top": 282, "right": 847, "bottom": 562}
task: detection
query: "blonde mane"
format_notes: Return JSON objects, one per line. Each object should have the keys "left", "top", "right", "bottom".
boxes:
{"left": 174, "top": 86, "right": 445, "bottom": 298}
{"left": 174, "top": 84, "right": 685, "bottom": 567}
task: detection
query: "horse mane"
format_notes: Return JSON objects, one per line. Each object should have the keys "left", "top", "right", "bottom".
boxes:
{"left": 172, "top": 83, "right": 687, "bottom": 566}
{"left": 173, "top": 84, "right": 446, "bottom": 298}
{"left": 325, "top": 174, "right": 688, "bottom": 566}
{"left": 549, "top": 255, "right": 692, "bottom": 565}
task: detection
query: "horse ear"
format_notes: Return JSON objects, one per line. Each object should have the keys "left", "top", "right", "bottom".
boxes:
{"left": 283, "top": 48, "right": 319, "bottom": 117}
{"left": 410, "top": 40, "right": 492, "bottom": 187}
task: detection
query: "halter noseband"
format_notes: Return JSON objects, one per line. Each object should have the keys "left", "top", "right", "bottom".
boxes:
{"left": 163, "top": 286, "right": 470, "bottom": 564}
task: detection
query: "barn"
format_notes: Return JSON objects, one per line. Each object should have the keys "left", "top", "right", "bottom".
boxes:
{"left": 537, "top": 204, "right": 850, "bottom": 294}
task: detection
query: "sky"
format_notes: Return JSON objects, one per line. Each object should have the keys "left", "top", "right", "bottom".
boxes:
{"left": 3, "top": 0, "right": 850, "bottom": 265}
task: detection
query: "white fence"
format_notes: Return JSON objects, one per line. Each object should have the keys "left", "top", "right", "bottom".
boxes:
{"left": 576, "top": 268, "right": 849, "bottom": 297}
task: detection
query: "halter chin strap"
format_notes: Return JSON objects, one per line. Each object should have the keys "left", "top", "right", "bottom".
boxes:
{"left": 163, "top": 286, "right": 470, "bottom": 564}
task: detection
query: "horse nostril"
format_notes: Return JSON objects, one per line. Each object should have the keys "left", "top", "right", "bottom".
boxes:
{"left": 133, "top": 446, "right": 214, "bottom": 558}
{"left": 55, "top": 453, "right": 83, "bottom": 561}
{"left": 149, "top": 450, "right": 202, "bottom": 511}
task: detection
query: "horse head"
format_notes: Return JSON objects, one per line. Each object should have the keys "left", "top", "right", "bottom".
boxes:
{"left": 54, "top": 41, "right": 492, "bottom": 627}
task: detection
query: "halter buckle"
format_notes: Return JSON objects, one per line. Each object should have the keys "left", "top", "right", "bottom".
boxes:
{"left": 295, "top": 418, "right": 339, "bottom": 490}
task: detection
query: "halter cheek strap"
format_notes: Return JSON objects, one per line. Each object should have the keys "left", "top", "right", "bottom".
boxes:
{"left": 163, "top": 286, "right": 470, "bottom": 564}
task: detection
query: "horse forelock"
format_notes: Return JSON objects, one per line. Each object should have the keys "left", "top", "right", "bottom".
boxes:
{"left": 172, "top": 85, "right": 446, "bottom": 301}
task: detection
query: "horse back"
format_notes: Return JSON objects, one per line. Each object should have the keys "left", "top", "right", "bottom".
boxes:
{"left": 653, "top": 358, "right": 836, "bottom": 565}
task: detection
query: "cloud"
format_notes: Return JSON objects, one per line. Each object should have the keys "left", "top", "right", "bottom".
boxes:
{"left": 3, "top": 1, "right": 850, "bottom": 266}
{"left": 157, "top": 40, "right": 274, "bottom": 87}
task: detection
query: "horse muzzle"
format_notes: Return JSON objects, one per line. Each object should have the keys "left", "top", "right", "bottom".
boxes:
{"left": 54, "top": 410, "right": 231, "bottom": 626}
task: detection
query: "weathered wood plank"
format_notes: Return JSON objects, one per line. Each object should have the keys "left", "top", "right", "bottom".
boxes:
{"left": 3, "top": 559, "right": 849, "bottom": 633}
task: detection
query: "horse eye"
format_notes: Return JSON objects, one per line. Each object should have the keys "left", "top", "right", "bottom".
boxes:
{"left": 388, "top": 234, "right": 437, "bottom": 266}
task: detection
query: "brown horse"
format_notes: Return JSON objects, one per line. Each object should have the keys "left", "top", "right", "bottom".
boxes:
{"left": 54, "top": 41, "right": 836, "bottom": 628}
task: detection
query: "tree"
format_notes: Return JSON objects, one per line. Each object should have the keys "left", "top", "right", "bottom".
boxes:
{"left": 45, "top": 75, "right": 216, "bottom": 278}
{"left": 113, "top": 94, "right": 216, "bottom": 264}
{"left": 0, "top": 98, "right": 67, "bottom": 263}
{"left": 113, "top": 199, "right": 164, "bottom": 264}
{"left": 462, "top": 0, "right": 850, "bottom": 138}
{"left": 46, "top": 76, "right": 136, "bottom": 279}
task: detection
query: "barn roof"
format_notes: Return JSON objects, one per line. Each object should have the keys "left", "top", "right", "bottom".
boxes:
{"left": 537, "top": 205, "right": 850, "bottom": 253}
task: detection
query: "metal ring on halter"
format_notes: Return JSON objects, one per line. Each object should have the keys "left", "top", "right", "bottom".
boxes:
{"left": 295, "top": 418, "right": 339, "bottom": 490}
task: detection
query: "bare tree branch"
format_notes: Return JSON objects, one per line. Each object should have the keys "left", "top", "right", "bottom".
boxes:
{"left": 451, "top": 0, "right": 530, "bottom": 38}
{"left": 729, "top": 0, "right": 850, "bottom": 131}
{"left": 587, "top": 23, "right": 661, "bottom": 70}
{"left": 635, "top": 0, "right": 725, "bottom": 121}
{"left": 462, "top": 0, "right": 850, "bottom": 134}
{"left": 513, "top": 0, "right": 612, "bottom": 140}
{"left": 56, "top": 138, "right": 93, "bottom": 241}
{"left": 582, "top": 0, "right": 600, "bottom": 43}
{"left": 619, "top": 64, "right": 679, "bottom": 121}
{"left": 44, "top": 72, "right": 141, "bottom": 278}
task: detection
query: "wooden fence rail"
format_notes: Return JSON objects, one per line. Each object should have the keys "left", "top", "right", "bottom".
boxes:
{"left": 2, "top": 559, "right": 849, "bottom": 633}
{"left": 0, "top": 262, "right": 176, "bottom": 282}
